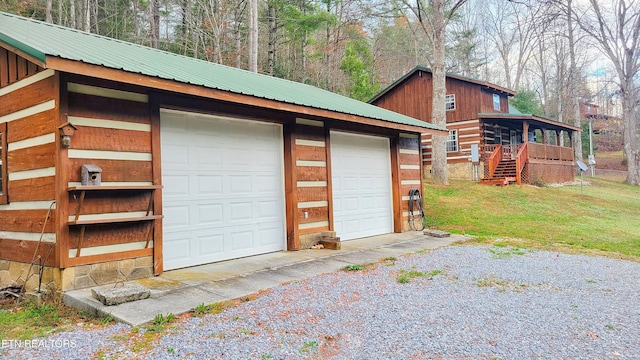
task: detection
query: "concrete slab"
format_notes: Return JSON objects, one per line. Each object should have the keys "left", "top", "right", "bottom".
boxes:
{"left": 64, "top": 232, "right": 466, "bottom": 326}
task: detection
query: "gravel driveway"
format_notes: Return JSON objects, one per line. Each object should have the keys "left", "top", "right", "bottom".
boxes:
{"left": 3, "top": 245, "right": 640, "bottom": 359}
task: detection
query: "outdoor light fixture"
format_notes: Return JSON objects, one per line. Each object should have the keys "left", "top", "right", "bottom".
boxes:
{"left": 58, "top": 122, "right": 78, "bottom": 148}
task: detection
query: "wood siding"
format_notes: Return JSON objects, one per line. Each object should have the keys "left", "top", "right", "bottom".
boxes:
{"left": 0, "top": 47, "right": 44, "bottom": 88}
{"left": 293, "top": 121, "right": 330, "bottom": 237}
{"left": 396, "top": 134, "right": 422, "bottom": 231}
{"left": 371, "top": 71, "right": 510, "bottom": 125}
{"left": 422, "top": 119, "right": 482, "bottom": 164}
{"left": 62, "top": 76, "right": 154, "bottom": 267}
{"left": 0, "top": 56, "right": 57, "bottom": 266}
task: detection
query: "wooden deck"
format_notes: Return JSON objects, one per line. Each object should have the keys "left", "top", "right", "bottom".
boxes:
{"left": 481, "top": 143, "right": 574, "bottom": 185}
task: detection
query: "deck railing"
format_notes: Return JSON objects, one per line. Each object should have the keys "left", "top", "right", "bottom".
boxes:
{"left": 514, "top": 143, "right": 528, "bottom": 185}
{"left": 481, "top": 144, "right": 519, "bottom": 160}
{"left": 527, "top": 143, "right": 574, "bottom": 161}
{"left": 486, "top": 144, "right": 502, "bottom": 179}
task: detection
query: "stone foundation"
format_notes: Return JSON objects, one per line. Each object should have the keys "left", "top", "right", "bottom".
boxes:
{"left": 423, "top": 161, "right": 483, "bottom": 181}
{"left": 0, "top": 260, "right": 60, "bottom": 294}
{"left": 60, "top": 256, "right": 153, "bottom": 291}
{"left": 0, "top": 257, "right": 154, "bottom": 292}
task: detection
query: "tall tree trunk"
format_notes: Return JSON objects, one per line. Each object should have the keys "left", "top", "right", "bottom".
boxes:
{"left": 235, "top": 1, "right": 243, "bottom": 68}
{"left": 248, "top": 0, "right": 258, "bottom": 72}
{"left": 57, "top": 0, "right": 62, "bottom": 25}
{"left": 151, "top": 0, "right": 160, "bottom": 48}
{"left": 45, "top": 0, "right": 53, "bottom": 23}
{"left": 267, "top": 2, "right": 276, "bottom": 75}
{"left": 92, "top": 0, "right": 99, "bottom": 34}
{"left": 567, "top": 0, "right": 583, "bottom": 162}
{"left": 70, "top": 0, "right": 77, "bottom": 29}
{"left": 84, "top": 0, "right": 91, "bottom": 32}
{"left": 430, "top": 0, "right": 448, "bottom": 185}
{"left": 622, "top": 89, "right": 639, "bottom": 184}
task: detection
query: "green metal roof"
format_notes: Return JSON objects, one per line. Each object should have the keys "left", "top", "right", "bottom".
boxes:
{"left": 0, "top": 12, "right": 444, "bottom": 132}
{"left": 508, "top": 105, "right": 524, "bottom": 115}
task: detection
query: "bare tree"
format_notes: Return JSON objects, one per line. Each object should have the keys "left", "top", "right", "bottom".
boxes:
{"left": 84, "top": 0, "right": 91, "bottom": 32}
{"left": 151, "top": 0, "right": 160, "bottom": 48}
{"left": 45, "top": 0, "right": 53, "bottom": 23}
{"left": 405, "top": 0, "right": 468, "bottom": 185}
{"left": 566, "top": 0, "right": 583, "bottom": 162}
{"left": 481, "top": 0, "right": 537, "bottom": 90}
{"left": 248, "top": 0, "right": 258, "bottom": 72}
{"left": 574, "top": 0, "right": 640, "bottom": 185}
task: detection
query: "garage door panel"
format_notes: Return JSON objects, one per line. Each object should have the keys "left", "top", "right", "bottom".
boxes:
{"left": 163, "top": 175, "right": 190, "bottom": 197}
{"left": 258, "top": 200, "right": 280, "bottom": 220}
{"left": 230, "top": 231, "right": 254, "bottom": 251}
{"left": 196, "top": 203, "right": 223, "bottom": 225}
{"left": 229, "top": 201, "right": 252, "bottom": 222}
{"left": 164, "top": 236, "right": 191, "bottom": 260}
{"left": 163, "top": 144, "right": 189, "bottom": 165}
{"left": 259, "top": 227, "right": 282, "bottom": 246}
{"left": 229, "top": 175, "right": 252, "bottom": 193}
{"left": 257, "top": 175, "right": 279, "bottom": 193}
{"left": 196, "top": 145, "right": 223, "bottom": 166}
{"left": 198, "top": 234, "right": 224, "bottom": 256}
{"left": 161, "top": 109, "right": 285, "bottom": 270}
{"left": 331, "top": 132, "right": 392, "bottom": 241}
{"left": 164, "top": 205, "right": 190, "bottom": 228}
{"left": 196, "top": 175, "right": 223, "bottom": 195}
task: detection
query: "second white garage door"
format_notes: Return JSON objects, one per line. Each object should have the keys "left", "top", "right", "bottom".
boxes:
{"left": 331, "top": 131, "right": 393, "bottom": 240}
{"left": 160, "top": 109, "right": 285, "bottom": 270}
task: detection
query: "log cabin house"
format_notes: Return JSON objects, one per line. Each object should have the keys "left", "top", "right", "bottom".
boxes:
{"left": 369, "top": 66, "right": 581, "bottom": 185}
{"left": 0, "top": 13, "right": 446, "bottom": 293}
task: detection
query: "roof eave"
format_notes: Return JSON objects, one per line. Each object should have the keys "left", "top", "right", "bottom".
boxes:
{"left": 47, "top": 57, "right": 444, "bottom": 135}
{"left": 0, "top": 33, "right": 47, "bottom": 68}
{"left": 478, "top": 113, "right": 581, "bottom": 131}
{"left": 368, "top": 66, "right": 422, "bottom": 104}
{"left": 369, "top": 65, "right": 516, "bottom": 104}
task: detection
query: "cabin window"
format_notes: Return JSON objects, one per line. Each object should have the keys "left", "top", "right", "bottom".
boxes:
{"left": 0, "top": 123, "right": 7, "bottom": 204}
{"left": 494, "top": 125, "right": 502, "bottom": 144}
{"left": 446, "top": 130, "right": 458, "bottom": 152}
{"left": 493, "top": 94, "right": 500, "bottom": 110}
{"left": 445, "top": 94, "right": 455, "bottom": 111}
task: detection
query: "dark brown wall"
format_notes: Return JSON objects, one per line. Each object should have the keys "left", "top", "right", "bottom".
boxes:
{"left": 0, "top": 47, "right": 44, "bottom": 87}
{"left": 372, "top": 70, "right": 510, "bottom": 125}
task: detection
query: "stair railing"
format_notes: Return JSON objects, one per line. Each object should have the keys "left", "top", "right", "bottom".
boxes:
{"left": 487, "top": 145, "right": 502, "bottom": 179}
{"left": 515, "top": 142, "right": 528, "bottom": 185}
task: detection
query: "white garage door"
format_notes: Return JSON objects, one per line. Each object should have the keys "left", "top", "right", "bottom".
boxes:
{"left": 331, "top": 131, "right": 393, "bottom": 240}
{"left": 160, "top": 109, "right": 285, "bottom": 270}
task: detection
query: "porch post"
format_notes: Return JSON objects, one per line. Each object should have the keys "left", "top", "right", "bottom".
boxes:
{"left": 523, "top": 121, "right": 529, "bottom": 143}
{"left": 556, "top": 130, "right": 561, "bottom": 146}
{"left": 568, "top": 131, "right": 573, "bottom": 147}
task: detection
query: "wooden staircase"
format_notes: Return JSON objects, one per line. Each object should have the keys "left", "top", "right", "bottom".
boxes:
{"left": 480, "top": 159, "right": 517, "bottom": 186}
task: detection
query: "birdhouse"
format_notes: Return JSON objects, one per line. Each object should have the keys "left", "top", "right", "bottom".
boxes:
{"left": 81, "top": 164, "right": 102, "bottom": 186}
{"left": 58, "top": 122, "right": 78, "bottom": 148}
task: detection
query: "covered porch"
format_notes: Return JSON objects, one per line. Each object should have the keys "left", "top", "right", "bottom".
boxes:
{"left": 478, "top": 113, "right": 581, "bottom": 185}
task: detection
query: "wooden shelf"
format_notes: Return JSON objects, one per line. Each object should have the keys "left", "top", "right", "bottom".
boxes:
{"left": 68, "top": 185, "right": 162, "bottom": 191}
{"left": 66, "top": 185, "right": 161, "bottom": 258}
{"left": 68, "top": 214, "right": 162, "bottom": 226}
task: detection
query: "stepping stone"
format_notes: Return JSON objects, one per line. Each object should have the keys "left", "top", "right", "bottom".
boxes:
{"left": 423, "top": 229, "right": 450, "bottom": 238}
{"left": 92, "top": 283, "right": 150, "bottom": 306}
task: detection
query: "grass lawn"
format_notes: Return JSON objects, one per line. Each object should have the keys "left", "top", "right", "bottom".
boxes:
{"left": 423, "top": 177, "right": 640, "bottom": 259}
{"left": 0, "top": 299, "right": 112, "bottom": 342}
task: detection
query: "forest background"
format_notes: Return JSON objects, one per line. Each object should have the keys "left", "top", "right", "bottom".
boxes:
{"left": 1, "top": 0, "right": 638, "bottom": 183}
